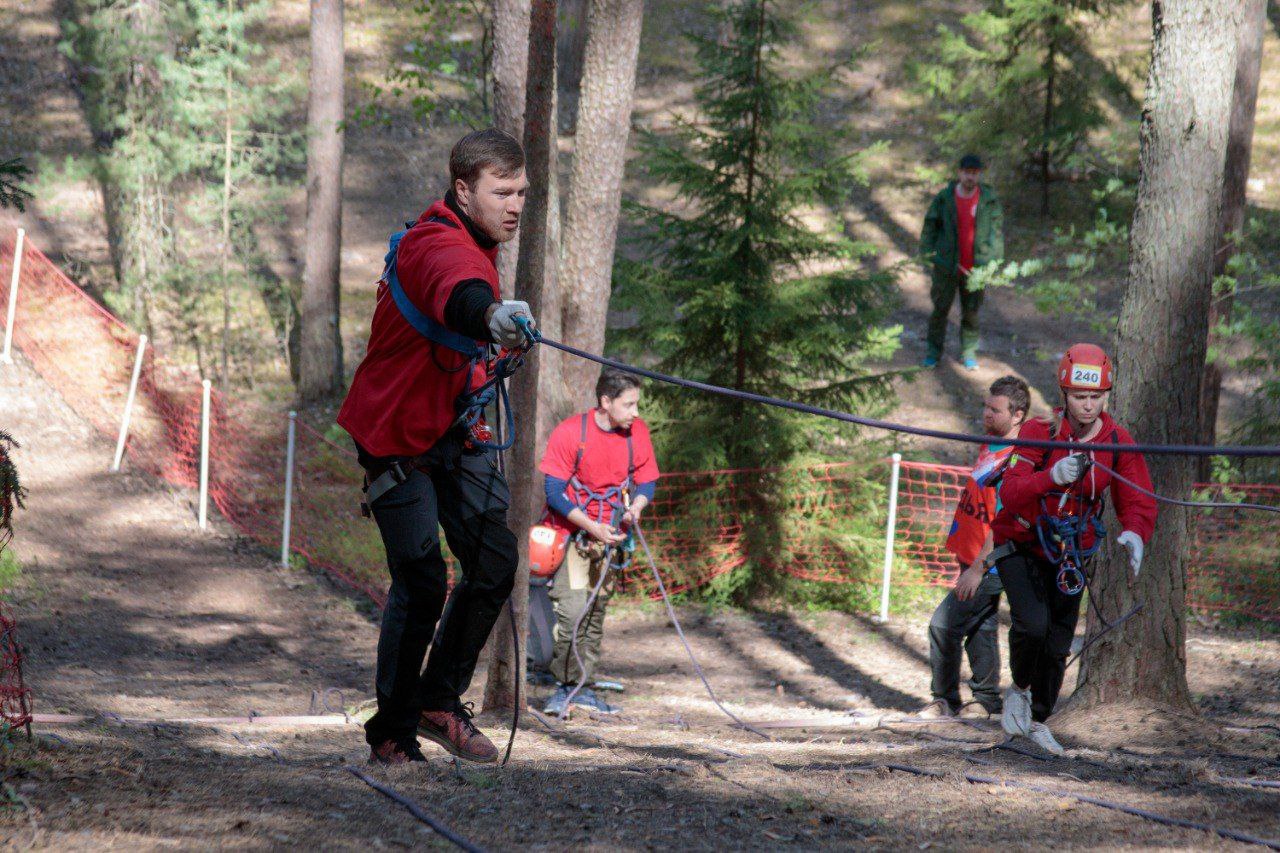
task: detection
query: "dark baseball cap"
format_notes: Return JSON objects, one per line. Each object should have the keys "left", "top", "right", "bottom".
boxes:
{"left": 959, "top": 154, "right": 984, "bottom": 170}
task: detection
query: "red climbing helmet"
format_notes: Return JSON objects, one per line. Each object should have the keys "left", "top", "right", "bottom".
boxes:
{"left": 528, "top": 523, "right": 570, "bottom": 579}
{"left": 1058, "top": 343, "right": 1113, "bottom": 392}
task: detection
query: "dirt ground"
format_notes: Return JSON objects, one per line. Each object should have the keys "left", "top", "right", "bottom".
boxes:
{"left": 2, "top": 351, "right": 1279, "bottom": 850}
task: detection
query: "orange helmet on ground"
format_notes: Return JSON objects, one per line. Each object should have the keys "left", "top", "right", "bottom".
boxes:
{"left": 1058, "top": 343, "right": 1113, "bottom": 391}
{"left": 528, "top": 523, "right": 570, "bottom": 579}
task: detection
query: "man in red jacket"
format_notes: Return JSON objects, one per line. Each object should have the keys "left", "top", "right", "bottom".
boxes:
{"left": 989, "top": 343, "right": 1157, "bottom": 755}
{"left": 337, "top": 129, "right": 536, "bottom": 765}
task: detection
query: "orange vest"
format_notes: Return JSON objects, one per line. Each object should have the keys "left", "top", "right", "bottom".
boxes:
{"left": 945, "top": 443, "right": 1015, "bottom": 566}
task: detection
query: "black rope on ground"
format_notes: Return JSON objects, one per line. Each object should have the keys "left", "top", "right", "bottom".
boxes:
{"left": 535, "top": 336, "right": 1280, "bottom": 459}
{"left": 634, "top": 523, "right": 772, "bottom": 741}
{"left": 346, "top": 766, "right": 489, "bottom": 853}
{"left": 962, "top": 770, "right": 1280, "bottom": 850}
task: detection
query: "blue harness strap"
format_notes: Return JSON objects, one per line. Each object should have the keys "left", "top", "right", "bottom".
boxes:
{"left": 382, "top": 224, "right": 486, "bottom": 361}
{"left": 380, "top": 221, "right": 529, "bottom": 451}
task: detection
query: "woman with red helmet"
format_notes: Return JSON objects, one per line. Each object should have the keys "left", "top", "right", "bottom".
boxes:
{"left": 987, "top": 343, "right": 1157, "bottom": 754}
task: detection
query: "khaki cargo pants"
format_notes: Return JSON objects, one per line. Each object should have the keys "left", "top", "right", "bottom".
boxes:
{"left": 547, "top": 541, "right": 617, "bottom": 686}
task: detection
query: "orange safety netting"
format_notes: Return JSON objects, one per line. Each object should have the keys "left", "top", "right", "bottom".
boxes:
{"left": 0, "top": 604, "right": 32, "bottom": 731}
{"left": 2, "top": 233, "right": 1278, "bottom": 621}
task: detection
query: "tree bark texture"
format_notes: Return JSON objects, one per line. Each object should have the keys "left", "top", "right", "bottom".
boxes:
{"left": 491, "top": 0, "right": 532, "bottom": 290}
{"left": 1074, "top": 0, "right": 1243, "bottom": 712}
{"left": 299, "top": 0, "right": 345, "bottom": 401}
{"left": 482, "top": 0, "right": 556, "bottom": 714}
{"left": 1196, "top": 0, "right": 1266, "bottom": 480}
{"left": 556, "top": 0, "right": 644, "bottom": 412}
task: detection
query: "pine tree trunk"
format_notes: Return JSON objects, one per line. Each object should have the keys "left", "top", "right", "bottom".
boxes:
{"left": 492, "top": 0, "right": 531, "bottom": 291}
{"left": 299, "top": 0, "right": 345, "bottom": 401}
{"left": 1196, "top": 0, "right": 1265, "bottom": 482}
{"left": 100, "top": 0, "right": 173, "bottom": 336}
{"left": 556, "top": 0, "right": 643, "bottom": 410}
{"left": 482, "top": 0, "right": 557, "bottom": 715}
{"left": 1072, "top": 0, "right": 1243, "bottom": 714}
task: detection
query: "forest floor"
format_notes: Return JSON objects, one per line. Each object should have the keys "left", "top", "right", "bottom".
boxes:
{"left": 2, "top": 0, "right": 1280, "bottom": 848}
{"left": 2, "top": 349, "right": 1279, "bottom": 849}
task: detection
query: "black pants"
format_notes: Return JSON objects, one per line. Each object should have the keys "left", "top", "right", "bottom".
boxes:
{"left": 927, "top": 570, "right": 1003, "bottom": 713}
{"left": 996, "top": 549, "right": 1082, "bottom": 722}
{"left": 359, "top": 438, "right": 518, "bottom": 745}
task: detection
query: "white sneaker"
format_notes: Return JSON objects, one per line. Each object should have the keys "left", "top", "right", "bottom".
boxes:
{"left": 1002, "top": 686, "right": 1032, "bottom": 736}
{"left": 1028, "top": 721, "right": 1065, "bottom": 756}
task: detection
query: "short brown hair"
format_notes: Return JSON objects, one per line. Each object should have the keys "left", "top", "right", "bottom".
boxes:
{"left": 449, "top": 129, "right": 524, "bottom": 188}
{"left": 989, "top": 375, "right": 1031, "bottom": 420}
{"left": 596, "top": 369, "right": 642, "bottom": 406}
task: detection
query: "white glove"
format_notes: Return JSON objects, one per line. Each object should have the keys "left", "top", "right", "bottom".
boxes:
{"left": 487, "top": 300, "right": 536, "bottom": 348}
{"left": 1050, "top": 453, "right": 1088, "bottom": 486}
{"left": 1117, "top": 531, "right": 1144, "bottom": 578}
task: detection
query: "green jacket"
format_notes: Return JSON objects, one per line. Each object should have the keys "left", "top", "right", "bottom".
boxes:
{"left": 919, "top": 181, "right": 1004, "bottom": 275}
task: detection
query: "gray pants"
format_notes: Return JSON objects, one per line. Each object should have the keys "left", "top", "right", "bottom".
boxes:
{"left": 547, "top": 545, "right": 615, "bottom": 686}
{"left": 927, "top": 571, "right": 1003, "bottom": 713}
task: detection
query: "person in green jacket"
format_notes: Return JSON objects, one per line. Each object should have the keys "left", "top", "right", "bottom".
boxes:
{"left": 919, "top": 154, "right": 1004, "bottom": 370}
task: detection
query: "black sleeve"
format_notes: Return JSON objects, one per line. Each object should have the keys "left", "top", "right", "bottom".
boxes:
{"left": 443, "top": 279, "right": 499, "bottom": 342}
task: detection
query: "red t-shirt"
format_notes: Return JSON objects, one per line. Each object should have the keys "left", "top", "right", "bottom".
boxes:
{"left": 956, "top": 187, "right": 980, "bottom": 274}
{"left": 539, "top": 413, "right": 660, "bottom": 528}
{"left": 945, "top": 442, "right": 1015, "bottom": 566}
{"left": 337, "top": 200, "right": 499, "bottom": 457}
{"left": 991, "top": 411, "right": 1157, "bottom": 559}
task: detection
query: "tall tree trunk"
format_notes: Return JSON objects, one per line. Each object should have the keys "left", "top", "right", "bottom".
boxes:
{"left": 1072, "top": 0, "right": 1243, "bottom": 714}
{"left": 102, "top": 0, "right": 173, "bottom": 337}
{"left": 492, "top": 0, "right": 532, "bottom": 291}
{"left": 221, "top": 24, "right": 234, "bottom": 384}
{"left": 482, "top": 0, "right": 557, "bottom": 715}
{"left": 299, "top": 0, "right": 345, "bottom": 401}
{"left": 1196, "top": 0, "right": 1266, "bottom": 481}
{"left": 556, "top": 0, "right": 644, "bottom": 410}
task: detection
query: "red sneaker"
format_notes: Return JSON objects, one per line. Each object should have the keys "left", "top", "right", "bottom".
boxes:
{"left": 369, "top": 736, "right": 427, "bottom": 765}
{"left": 417, "top": 703, "right": 499, "bottom": 764}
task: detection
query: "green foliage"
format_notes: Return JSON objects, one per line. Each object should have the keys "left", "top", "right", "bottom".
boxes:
{"left": 63, "top": 0, "right": 302, "bottom": 379}
{"left": 977, "top": 176, "right": 1132, "bottom": 331}
{"left": 353, "top": 0, "right": 493, "bottom": 129}
{"left": 0, "top": 432, "right": 25, "bottom": 554}
{"left": 614, "top": 0, "right": 899, "bottom": 600}
{"left": 162, "top": 0, "right": 305, "bottom": 380}
{"left": 913, "top": 0, "right": 1132, "bottom": 194}
{"left": 1208, "top": 221, "right": 1280, "bottom": 482}
{"left": 0, "top": 158, "right": 32, "bottom": 211}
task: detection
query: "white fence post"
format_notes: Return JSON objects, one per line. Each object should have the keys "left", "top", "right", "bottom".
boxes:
{"left": 198, "top": 379, "right": 212, "bottom": 530}
{"left": 1, "top": 227, "right": 25, "bottom": 364}
{"left": 280, "top": 411, "right": 297, "bottom": 566}
{"left": 878, "top": 452, "right": 903, "bottom": 623}
{"left": 111, "top": 334, "right": 148, "bottom": 471}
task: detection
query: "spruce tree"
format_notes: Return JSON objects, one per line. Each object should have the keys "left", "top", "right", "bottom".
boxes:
{"left": 614, "top": 0, "right": 898, "bottom": 596}
{"left": 164, "top": 0, "right": 304, "bottom": 381}
{"left": 914, "top": 0, "right": 1131, "bottom": 214}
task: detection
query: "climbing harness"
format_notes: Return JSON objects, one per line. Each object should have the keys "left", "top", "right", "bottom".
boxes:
{"left": 383, "top": 221, "right": 534, "bottom": 452}
{"left": 531, "top": 411, "right": 636, "bottom": 580}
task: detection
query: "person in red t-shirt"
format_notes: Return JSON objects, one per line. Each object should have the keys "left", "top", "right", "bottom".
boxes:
{"left": 990, "top": 344, "right": 1157, "bottom": 755}
{"left": 919, "top": 375, "right": 1030, "bottom": 720}
{"left": 336, "top": 129, "right": 538, "bottom": 766}
{"left": 536, "top": 370, "right": 659, "bottom": 717}
{"left": 920, "top": 153, "right": 1004, "bottom": 370}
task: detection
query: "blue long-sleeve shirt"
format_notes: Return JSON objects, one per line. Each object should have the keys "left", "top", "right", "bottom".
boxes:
{"left": 544, "top": 476, "right": 656, "bottom": 520}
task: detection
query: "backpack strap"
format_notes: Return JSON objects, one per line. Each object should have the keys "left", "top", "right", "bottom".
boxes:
{"left": 382, "top": 227, "right": 486, "bottom": 361}
{"left": 572, "top": 413, "right": 588, "bottom": 481}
